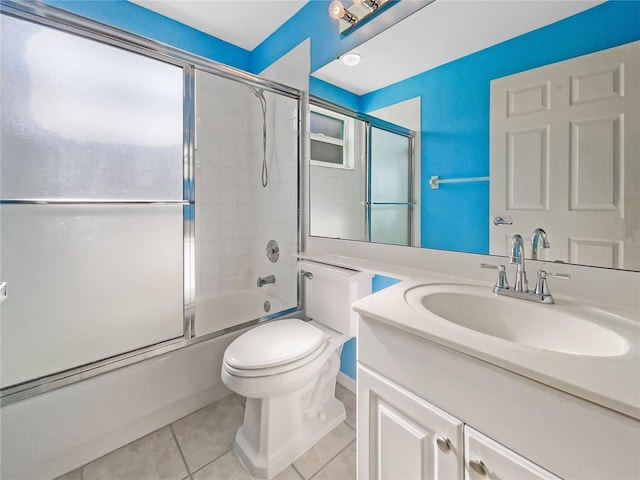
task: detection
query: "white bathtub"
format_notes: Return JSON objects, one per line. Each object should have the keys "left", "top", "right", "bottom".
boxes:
{"left": 195, "top": 289, "right": 292, "bottom": 336}
{"left": 5, "top": 290, "right": 296, "bottom": 479}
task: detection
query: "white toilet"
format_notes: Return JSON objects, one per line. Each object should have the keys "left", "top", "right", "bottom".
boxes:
{"left": 221, "top": 260, "right": 371, "bottom": 479}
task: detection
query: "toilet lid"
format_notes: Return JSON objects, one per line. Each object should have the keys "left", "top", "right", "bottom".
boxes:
{"left": 224, "top": 319, "right": 326, "bottom": 370}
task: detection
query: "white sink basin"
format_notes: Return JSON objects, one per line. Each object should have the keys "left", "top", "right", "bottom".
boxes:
{"left": 404, "top": 284, "right": 629, "bottom": 357}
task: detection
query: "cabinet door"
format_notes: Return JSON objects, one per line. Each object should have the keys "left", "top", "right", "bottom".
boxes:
{"left": 358, "top": 365, "right": 463, "bottom": 480}
{"left": 465, "top": 426, "right": 561, "bottom": 480}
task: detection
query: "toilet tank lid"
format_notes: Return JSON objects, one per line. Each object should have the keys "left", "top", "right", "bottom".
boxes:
{"left": 224, "top": 319, "right": 326, "bottom": 370}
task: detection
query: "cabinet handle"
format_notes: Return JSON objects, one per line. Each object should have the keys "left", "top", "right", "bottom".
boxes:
{"left": 436, "top": 436, "right": 452, "bottom": 454}
{"left": 468, "top": 459, "right": 488, "bottom": 478}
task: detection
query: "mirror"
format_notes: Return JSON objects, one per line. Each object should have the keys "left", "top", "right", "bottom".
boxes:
{"left": 309, "top": 0, "right": 640, "bottom": 271}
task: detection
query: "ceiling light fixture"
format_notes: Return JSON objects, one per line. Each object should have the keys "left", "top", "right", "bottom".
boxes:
{"left": 341, "top": 53, "right": 362, "bottom": 67}
{"left": 328, "top": 0, "right": 358, "bottom": 25}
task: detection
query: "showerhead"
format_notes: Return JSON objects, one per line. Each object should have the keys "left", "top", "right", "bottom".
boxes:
{"left": 247, "top": 83, "right": 269, "bottom": 188}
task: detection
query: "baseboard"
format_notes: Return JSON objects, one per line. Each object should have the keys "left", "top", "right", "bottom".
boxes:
{"left": 337, "top": 371, "right": 356, "bottom": 394}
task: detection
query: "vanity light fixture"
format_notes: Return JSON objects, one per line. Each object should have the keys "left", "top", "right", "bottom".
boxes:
{"left": 355, "top": 0, "right": 381, "bottom": 10}
{"left": 329, "top": 0, "right": 391, "bottom": 34}
{"left": 341, "top": 53, "right": 362, "bottom": 66}
{"left": 328, "top": 0, "right": 359, "bottom": 25}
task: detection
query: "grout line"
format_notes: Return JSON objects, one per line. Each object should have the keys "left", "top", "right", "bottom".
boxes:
{"left": 308, "top": 437, "right": 356, "bottom": 480}
{"left": 291, "top": 462, "right": 306, "bottom": 480}
{"left": 188, "top": 446, "right": 235, "bottom": 478}
{"left": 170, "top": 424, "right": 192, "bottom": 476}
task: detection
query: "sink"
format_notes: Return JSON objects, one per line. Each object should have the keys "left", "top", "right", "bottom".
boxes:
{"left": 404, "top": 284, "right": 629, "bottom": 357}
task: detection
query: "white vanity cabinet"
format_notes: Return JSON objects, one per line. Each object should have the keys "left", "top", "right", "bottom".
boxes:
{"left": 358, "top": 364, "right": 560, "bottom": 480}
{"left": 357, "top": 365, "right": 463, "bottom": 479}
{"left": 356, "top": 315, "right": 640, "bottom": 480}
{"left": 464, "top": 426, "right": 560, "bottom": 480}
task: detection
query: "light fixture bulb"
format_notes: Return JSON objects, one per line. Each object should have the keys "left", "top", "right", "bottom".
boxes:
{"left": 341, "top": 53, "right": 362, "bottom": 67}
{"left": 328, "top": 0, "right": 345, "bottom": 20}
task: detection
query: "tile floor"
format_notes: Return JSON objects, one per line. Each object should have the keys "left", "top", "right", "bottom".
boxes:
{"left": 56, "top": 384, "right": 356, "bottom": 480}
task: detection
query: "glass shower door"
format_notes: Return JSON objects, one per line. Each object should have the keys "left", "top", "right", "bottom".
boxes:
{"left": 0, "top": 14, "right": 187, "bottom": 389}
{"left": 368, "top": 126, "right": 414, "bottom": 246}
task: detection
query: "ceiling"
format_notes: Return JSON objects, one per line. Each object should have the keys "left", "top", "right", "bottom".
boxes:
{"left": 312, "top": 0, "right": 605, "bottom": 95}
{"left": 129, "top": 0, "right": 308, "bottom": 51}
{"left": 129, "top": 0, "right": 605, "bottom": 95}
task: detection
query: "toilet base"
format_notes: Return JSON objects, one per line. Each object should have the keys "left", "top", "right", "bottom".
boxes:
{"left": 235, "top": 395, "right": 345, "bottom": 479}
{"left": 232, "top": 349, "right": 346, "bottom": 480}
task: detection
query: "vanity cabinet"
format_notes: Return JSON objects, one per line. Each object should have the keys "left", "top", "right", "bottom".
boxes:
{"left": 356, "top": 315, "right": 640, "bottom": 480}
{"left": 357, "top": 365, "right": 463, "bottom": 479}
{"left": 358, "top": 364, "right": 560, "bottom": 480}
{"left": 464, "top": 425, "right": 560, "bottom": 480}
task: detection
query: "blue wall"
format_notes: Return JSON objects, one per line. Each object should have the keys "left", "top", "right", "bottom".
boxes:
{"left": 358, "top": 1, "right": 640, "bottom": 254}
{"left": 309, "top": 77, "right": 361, "bottom": 111}
{"left": 339, "top": 274, "right": 402, "bottom": 380}
{"left": 252, "top": 0, "right": 427, "bottom": 74}
{"left": 45, "top": 1, "right": 426, "bottom": 76}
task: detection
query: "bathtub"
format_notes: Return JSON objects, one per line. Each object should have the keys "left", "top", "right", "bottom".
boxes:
{"left": 2, "top": 289, "right": 298, "bottom": 480}
{"left": 195, "top": 289, "right": 293, "bottom": 336}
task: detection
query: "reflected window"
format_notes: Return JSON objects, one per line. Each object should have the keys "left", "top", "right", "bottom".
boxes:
{"left": 310, "top": 106, "right": 354, "bottom": 169}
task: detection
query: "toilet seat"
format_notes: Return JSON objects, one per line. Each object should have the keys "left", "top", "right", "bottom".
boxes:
{"left": 223, "top": 319, "right": 328, "bottom": 378}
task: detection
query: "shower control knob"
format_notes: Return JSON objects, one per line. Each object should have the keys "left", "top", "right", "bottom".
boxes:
{"left": 436, "top": 436, "right": 452, "bottom": 454}
{"left": 265, "top": 240, "right": 280, "bottom": 263}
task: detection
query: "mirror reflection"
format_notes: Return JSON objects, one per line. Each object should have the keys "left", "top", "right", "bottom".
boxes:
{"left": 309, "top": 103, "right": 419, "bottom": 246}
{"left": 309, "top": 0, "right": 640, "bottom": 271}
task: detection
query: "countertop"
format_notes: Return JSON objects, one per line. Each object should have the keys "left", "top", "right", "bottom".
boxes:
{"left": 299, "top": 252, "right": 640, "bottom": 421}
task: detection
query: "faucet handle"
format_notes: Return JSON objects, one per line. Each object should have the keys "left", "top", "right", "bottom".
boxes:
{"left": 481, "top": 263, "right": 510, "bottom": 289}
{"left": 534, "top": 270, "right": 570, "bottom": 297}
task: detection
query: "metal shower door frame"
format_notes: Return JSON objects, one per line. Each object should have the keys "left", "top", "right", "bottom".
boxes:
{"left": 0, "top": 0, "right": 304, "bottom": 405}
{"left": 365, "top": 122, "right": 416, "bottom": 246}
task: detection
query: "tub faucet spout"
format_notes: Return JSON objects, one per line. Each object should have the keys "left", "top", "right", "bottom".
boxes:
{"left": 257, "top": 275, "right": 275, "bottom": 287}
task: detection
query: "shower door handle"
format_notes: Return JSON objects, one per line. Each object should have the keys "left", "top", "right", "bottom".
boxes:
{"left": 0, "top": 282, "right": 7, "bottom": 304}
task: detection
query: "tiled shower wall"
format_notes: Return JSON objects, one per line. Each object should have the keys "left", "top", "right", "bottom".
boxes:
{"left": 310, "top": 121, "right": 366, "bottom": 241}
{"left": 195, "top": 71, "right": 298, "bottom": 315}
{"left": 250, "top": 90, "right": 299, "bottom": 307}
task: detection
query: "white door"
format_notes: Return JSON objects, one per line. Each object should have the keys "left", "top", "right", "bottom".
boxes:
{"left": 357, "top": 365, "right": 463, "bottom": 480}
{"left": 490, "top": 41, "right": 640, "bottom": 269}
{"left": 464, "top": 426, "right": 561, "bottom": 480}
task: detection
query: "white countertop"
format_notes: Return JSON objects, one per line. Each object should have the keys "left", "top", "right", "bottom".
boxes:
{"left": 299, "top": 251, "right": 640, "bottom": 421}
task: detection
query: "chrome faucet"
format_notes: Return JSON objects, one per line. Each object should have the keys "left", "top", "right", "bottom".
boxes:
{"left": 509, "top": 234, "right": 528, "bottom": 293}
{"left": 481, "top": 233, "right": 570, "bottom": 304}
{"left": 257, "top": 274, "right": 275, "bottom": 287}
{"left": 531, "top": 228, "right": 550, "bottom": 260}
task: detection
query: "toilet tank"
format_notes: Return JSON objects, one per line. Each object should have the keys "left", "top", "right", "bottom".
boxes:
{"left": 298, "top": 260, "right": 372, "bottom": 337}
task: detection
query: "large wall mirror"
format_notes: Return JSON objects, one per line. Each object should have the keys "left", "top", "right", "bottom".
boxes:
{"left": 309, "top": 0, "right": 640, "bottom": 272}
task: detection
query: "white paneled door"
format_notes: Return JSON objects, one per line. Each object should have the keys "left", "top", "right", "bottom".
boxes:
{"left": 490, "top": 41, "right": 640, "bottom": 270}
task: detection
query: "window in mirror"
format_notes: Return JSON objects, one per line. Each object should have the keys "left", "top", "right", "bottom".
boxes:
{"left": 310, "top": 106, "right": 354, "bottom": 169}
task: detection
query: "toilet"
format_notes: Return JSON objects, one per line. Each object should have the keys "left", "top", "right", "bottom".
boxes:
{"left": 221, "top": 260, "right": 371, "bottom": 479}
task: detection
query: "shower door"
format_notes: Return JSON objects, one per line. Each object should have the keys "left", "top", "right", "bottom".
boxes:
{"left": 368, "top": 126, "right": 414, "bottom": 246}
{"left": 0, "top": 14, "right": 188, "bottom": 391}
